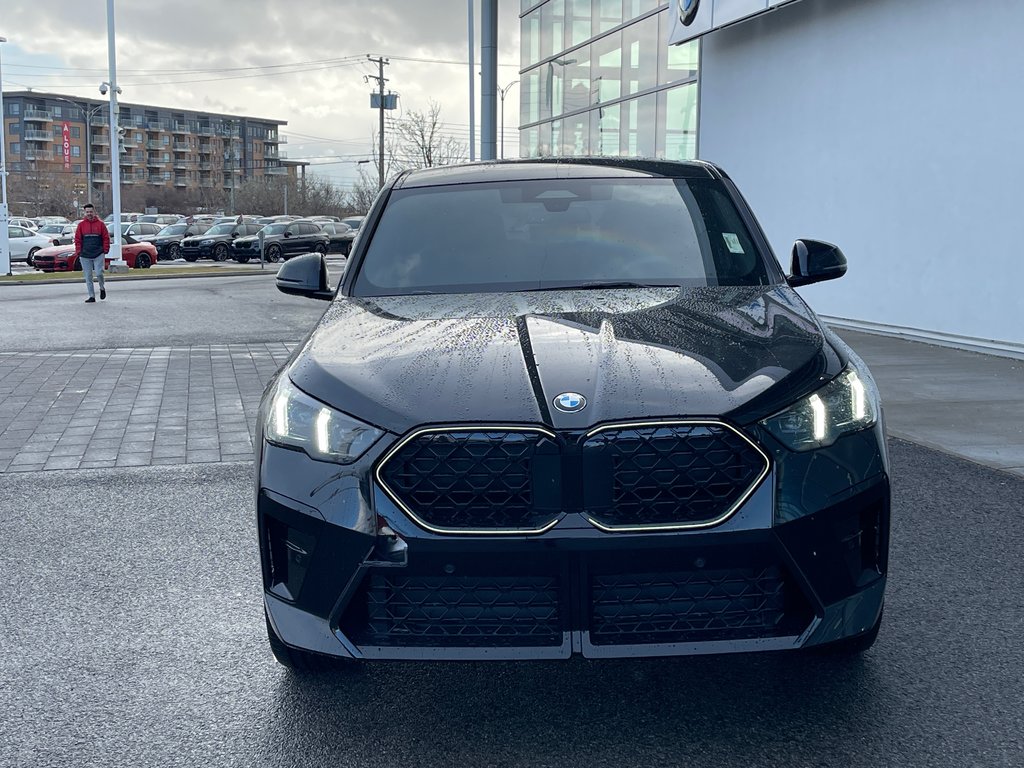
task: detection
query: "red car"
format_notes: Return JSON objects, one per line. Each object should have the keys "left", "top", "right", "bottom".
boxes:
{"left": 32, "top": 238, "right": 158, "bottom": 272}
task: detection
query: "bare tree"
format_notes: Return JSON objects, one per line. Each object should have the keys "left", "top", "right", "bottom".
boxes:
{"left": 388, "top": 101, "right": 467, "bottom": 170}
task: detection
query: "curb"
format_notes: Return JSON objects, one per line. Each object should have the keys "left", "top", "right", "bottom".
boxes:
{"left": 0, "top": 268, "right": 278, "bottom": 287}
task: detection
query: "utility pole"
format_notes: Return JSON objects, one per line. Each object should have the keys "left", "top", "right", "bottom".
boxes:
{"left": 366, "top": 55, "right": 390, "bottom": 190}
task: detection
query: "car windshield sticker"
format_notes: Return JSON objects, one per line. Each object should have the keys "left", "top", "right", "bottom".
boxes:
{"left": 723, "top": 233, "right": 744, "bottom": 254}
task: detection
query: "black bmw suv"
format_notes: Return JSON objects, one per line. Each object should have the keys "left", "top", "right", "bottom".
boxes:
{"left": 231, "top": 220, "right": 329, "bottom": 263}
{"left": 180, "top": 221, "right": 263, "bottom": 262}
{"left": 258, "top": 159, "right": 890, "bottom": 670}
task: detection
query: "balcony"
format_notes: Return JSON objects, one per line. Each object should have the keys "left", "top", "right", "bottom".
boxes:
{"left": 23, "top": 149, "right": 56, "bottom": 161}
{"left": 91, "top": 134, "right": 110, "bottom": 146}
{"left": 266, "top": 166, "right": 288, "bottom": 176}
{"left": 174, "top": 159, "right": 190, "bottom": 169}
{"left": 198, "top": 161, "right": 214, "bottom": 170}
{"left": 264, "top": 149, "right": 280, "bottom": 159}
{"left": 24, "top": 129, "right": 53, "bottom": 142}
{"left": 90, "top": 115, "right": 108, "bottom": 126}
{"left": 121, "top": 156, "right": 138, "bottom": 166}
{"left": 174, "top": 176, "right": 188, "bottom": 187}
{"left": 94, "top": 173, "right": 111, "bottom": 183}
{"left": 199, "top": 180, "right": 214, "bottom": 188}
{"left": 146, "top": 140, "right": 164, "bottom": 150}
{"left": 24, "top": 108, "right": 55, "bottom": 122}
{"left": 173, "top": 142, "right": 190, "bottom": 152}
{"left": 147, "top": 121, "right": 164, "bottom": 131}
{"left": 172, "top": 122, "right": 190, "bottom": 134}
{"left": 91, "top": 153, "right": 111, "bottom": 164}
{"left": 266, "top": 135, "right": 287, "bottom": 144}
{"left": 148, "top": 175, "right": 166, "bottom": 185}
{"left": 198, "top": 126, "right": 215, "bottom": 136}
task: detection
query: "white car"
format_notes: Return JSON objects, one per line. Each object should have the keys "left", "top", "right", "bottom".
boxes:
{"left": 36, "top": 223, "right": 77, "bottom": 245}
{"left": 9, "top": 216, "right": 39, "bottom": 231}
{"left": 7, "top": 225, "right": 57, "bottom": 265}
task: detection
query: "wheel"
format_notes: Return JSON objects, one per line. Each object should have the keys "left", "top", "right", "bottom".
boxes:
{"left": 265, "top": 611, "right": 348, "bottom": 673}
{"left": 184, "top": 253, "right": 198, "bottom": 262}
{"left": 167, "top": 243, "right": 181, "bottom": 260}
{"left": 266, "top": 244, "right": 282, "bottom": 263}
{"left": 341, "top": 244, "right": 351, "bottom": 257}
{"left": 235, "top": 254, "right": 251, "bottom": 264}
{"left": 27, "top": 248, "right": 39, "bottom": 266}
{"left": 213, "top": 243, "right": 229, "bottom": 262}
{"left": 315, "top": 242, "right": 328, "bottom": 255}
{"left": 135, "top": 252, "right": 152, "bottom": 269}
{"left": 73, "top": 257, "right": 84, "bottom": 271}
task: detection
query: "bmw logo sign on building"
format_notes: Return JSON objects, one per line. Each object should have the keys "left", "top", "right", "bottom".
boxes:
{"left": 679, "top": 0, "right": 700, "bottom": 26}
{"left": 553, "top": 392, "right": 587, "bottom": 413}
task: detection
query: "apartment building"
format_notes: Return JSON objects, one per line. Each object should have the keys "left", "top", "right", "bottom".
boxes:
{"left": 2, "top": 91, "right": 289, "bottom": 199}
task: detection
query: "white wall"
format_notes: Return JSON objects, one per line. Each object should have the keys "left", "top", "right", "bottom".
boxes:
{"left": 698, "top": 0, "right": 1024, "bottom": 346}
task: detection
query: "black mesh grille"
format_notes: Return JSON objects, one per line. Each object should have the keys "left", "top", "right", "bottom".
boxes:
{"left": 590, "top": 566, "right": 787, "bottom": 645}
{"left": 583, "top": 424, "right": 766, "bottom": 528}
{"left": 378, "top": 430, "right": 557, "bottom": 531}
{"left": 357, "top": 574, "right": 562, "bottom": 647}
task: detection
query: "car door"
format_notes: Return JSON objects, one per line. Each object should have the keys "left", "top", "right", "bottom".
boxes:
{"left": 7, "top": 226, "right": 31, "bottom": 260}
{"left": 283, "top": 224, "right": 302, "bottom": 256}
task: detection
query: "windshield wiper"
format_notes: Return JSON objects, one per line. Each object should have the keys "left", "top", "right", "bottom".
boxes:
{"left": 512, "top": 281, "right": 668, "bottom": 293}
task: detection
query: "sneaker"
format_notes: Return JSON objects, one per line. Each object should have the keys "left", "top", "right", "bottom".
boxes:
{"left": 85, "top": 297, "right": 96, "bottom": 303}
{"left": 100, "top": 288, "right": 106, "bottom": 300}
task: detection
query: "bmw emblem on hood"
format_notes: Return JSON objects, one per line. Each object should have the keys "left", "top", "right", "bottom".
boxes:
{"left": 679, "top": 0, "right": 700, "bottom": 26}
{"left": 553, "top": 392, "right": 587, "bottom": 413}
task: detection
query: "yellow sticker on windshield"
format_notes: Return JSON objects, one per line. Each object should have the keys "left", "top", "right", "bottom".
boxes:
{"left": 722, "top": 233, "right": 744, "bottom": 254}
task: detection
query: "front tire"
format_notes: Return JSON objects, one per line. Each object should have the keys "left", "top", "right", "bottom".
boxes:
{"left": 27, "top": 247, "right": 39, "bottom": 266}
{"left": 266, "top": 244, "right": 282, "bottom": 263}
{"left": 184, "top": 253, "right": 198, "bottom": 262}
{"left": 235, "top": 254, "right": 251, "bottom": 264}
{"left": 167, "top": 243, "right": 181, "bottom": 260}
{"left": 213, "top": 243, "right": 228, "bottom": 262}
{"left": 315, "top": 242, "right": 328, "bottom": 255}
{"left": 135, "top": 252, "right": 152, "bottom": 269}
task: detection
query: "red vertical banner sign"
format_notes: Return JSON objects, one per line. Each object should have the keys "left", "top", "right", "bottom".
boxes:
{"left": 62, "top": 121, "right": 72, "bottom": 170}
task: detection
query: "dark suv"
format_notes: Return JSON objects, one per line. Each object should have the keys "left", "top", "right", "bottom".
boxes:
{"left": 231, "top": 221, "right": 329, "bottom": 263}
{"left": 180, "top": 221, "right": 264, "bottom": 262}
{"left": 140, "top": 222, "right": 211, "bottom": 261}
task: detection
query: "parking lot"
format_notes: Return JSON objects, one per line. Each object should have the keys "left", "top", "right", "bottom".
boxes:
{"left": 1, "top": 275, "right": 1023, "bottom": 767}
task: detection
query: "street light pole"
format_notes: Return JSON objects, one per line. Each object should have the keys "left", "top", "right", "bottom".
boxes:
{"left": 105, "top": 0, "right": 125, "bottom": 267}
{"left": 0, "top": 36, "right": 12, "bottom": 276}
{"left": 498, "top": 80, "right": 519, "bottom": 160}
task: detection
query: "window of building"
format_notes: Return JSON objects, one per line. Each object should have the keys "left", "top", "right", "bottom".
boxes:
{"left": 162, "top": 135, "right": 170, "bottom": 145}
{"left": 621, "top": 12, "right": 659, "bottom": 96}
{"left": 11, "top": 143, "right": 19, "bottom": 154}
{"left": 72, "top": 146, "right": 81, "bottom": 157}
{"left": 659, "top": 14, "right": 699, "bottom": 85}
{"left": 591, "top": 102, "right": 620, "bottom": 156}
{"left": 8, "top": 103, "right": 19, "bottom": 116}
{"left": 136, "top": 132, "right": 144, "bottom": 142}
{"left": 53, "top": 106, "right": 63, "bottom": 118}
{"left": 74, "top": 164, "right": 83, "bottom": 173}
{"left": 656, "top": 83, "right": 698, "bottom": 160}
{"left": 163, "top": 152, "right": 170, "bottom": 162}
{"left": 592, "top": 31, "right": 623, "bottom": 104}
{"left": 71, "top": 126, "right": 81, "bottom": 139}
{"left": 593, "top": 0, "right": 622, "bottom": 35}
{"left": 8, "top": 122, "right": 19, "bottom": 134}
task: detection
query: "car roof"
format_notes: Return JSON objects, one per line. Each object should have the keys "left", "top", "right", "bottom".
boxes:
{"left": 394, "top": 158, "right": 722, "bottom": 189}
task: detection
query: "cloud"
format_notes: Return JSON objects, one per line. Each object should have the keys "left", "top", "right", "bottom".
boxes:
{"left": 2, "top": 1, "right": 522, "bottom": 184}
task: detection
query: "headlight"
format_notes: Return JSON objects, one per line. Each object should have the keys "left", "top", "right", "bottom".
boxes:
{"left": 265, "top": 376, "right": 382, "bottom": 463}
{"left": 201, "top": 239, "right": 213, "bottom": 245}
{"left": 761, "top": 367, "right": 879, "bottom": 451}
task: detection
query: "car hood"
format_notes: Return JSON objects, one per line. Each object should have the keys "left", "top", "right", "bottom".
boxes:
{"left": 183, "top": 234, "right": 231, "bottom": 244}
{"left": 33, "top": 244, "right": 77, "bottom": 259}
{"left": 288, "top": 286, "right": 841, "bottom": 435}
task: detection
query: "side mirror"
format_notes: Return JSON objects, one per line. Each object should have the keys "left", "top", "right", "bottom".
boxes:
{"left": 789, "top": 239, "right": 847, "bottom": 287}
{"left": 276, "top": 253, "right": 333, "bottom": 301}
{"left": 230, "top": 231, "right": 239, "bottom": 238}
{"left": 283, "top": 231, "right": 293, "bottom": 238}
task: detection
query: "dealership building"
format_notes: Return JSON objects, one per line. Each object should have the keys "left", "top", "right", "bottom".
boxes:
{"left": 519, "top": 0, "right": 1023, "bottom": 356}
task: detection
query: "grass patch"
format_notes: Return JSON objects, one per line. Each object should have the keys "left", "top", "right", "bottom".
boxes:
{"left": 0, "top": 266, "right": 272, "bottom": 283}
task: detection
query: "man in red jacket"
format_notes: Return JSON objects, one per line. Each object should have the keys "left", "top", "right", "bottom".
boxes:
{"left": 74, "top": 203, "right": 111, "bottom": 303}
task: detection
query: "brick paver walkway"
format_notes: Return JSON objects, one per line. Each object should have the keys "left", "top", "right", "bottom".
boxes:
{"left": 0, "top": 344, "right": 296, "bottom": 473}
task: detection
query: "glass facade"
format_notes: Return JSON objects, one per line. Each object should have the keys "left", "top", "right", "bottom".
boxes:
{"left": 519, "top": 0, "right": 698, "bottom": 159}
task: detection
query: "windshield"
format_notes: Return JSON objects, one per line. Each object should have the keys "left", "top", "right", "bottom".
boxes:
{"left": 39, "top": 225, "right": 63, "bottom": 234}
{"left": 205, "top": 224, "right": 235, "bottom": 235}
{"left": 340, "top": 217, "right": 363, "bottom": 229}
{"left": 159, "top": 224, "right": 187, "bottom": 236}
{"left": 353, "top": 178, "right": 776, "bottom": 296}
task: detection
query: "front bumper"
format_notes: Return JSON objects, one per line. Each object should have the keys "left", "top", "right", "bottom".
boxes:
{"left": 258, "top": 421, "right": 890, "bottom": 661}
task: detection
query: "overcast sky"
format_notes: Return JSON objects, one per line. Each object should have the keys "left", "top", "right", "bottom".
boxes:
{"left": 1, "top": 1, "right": 522, "bottom": 191}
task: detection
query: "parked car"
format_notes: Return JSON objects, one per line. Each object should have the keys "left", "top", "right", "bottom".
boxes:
{"left": 258, "top": 158, "right": 890, "bottom": 672}
{"left": 316, "top": 221, "right": 354, "bottom": 255}
{"left": 108, "top": 222, "right": 165, "bottom": 240}
{"left": 180, "top": 221, "right": 264, "bottom": 261}
{"left": 137, "top": 213, "right": 184, "bottom": 226}
{"left": 9, "top": 216, "right": 39, "bottom": 231}
{"left": 36, "top": 223, "right": 77, "bottom": 246}
{"left": 104, "top": 212, "right": 144, "bottom": 224}
{"left": 6, "top": 225, "right": 55, "bottom": 265}
{"left": 32, "top": 236, "right": 158, "bottom": 271}
{"left": 255, "top": 215, "right": 300, "bottom": 226}
{"left": 230, "top": 220, "right": 329, "bottom": 263}
{"left": 139, "top": 222, "right": 212, "bottom": 261}
{"left": 33, "top": 215, "right": 70, "bottom": 227}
